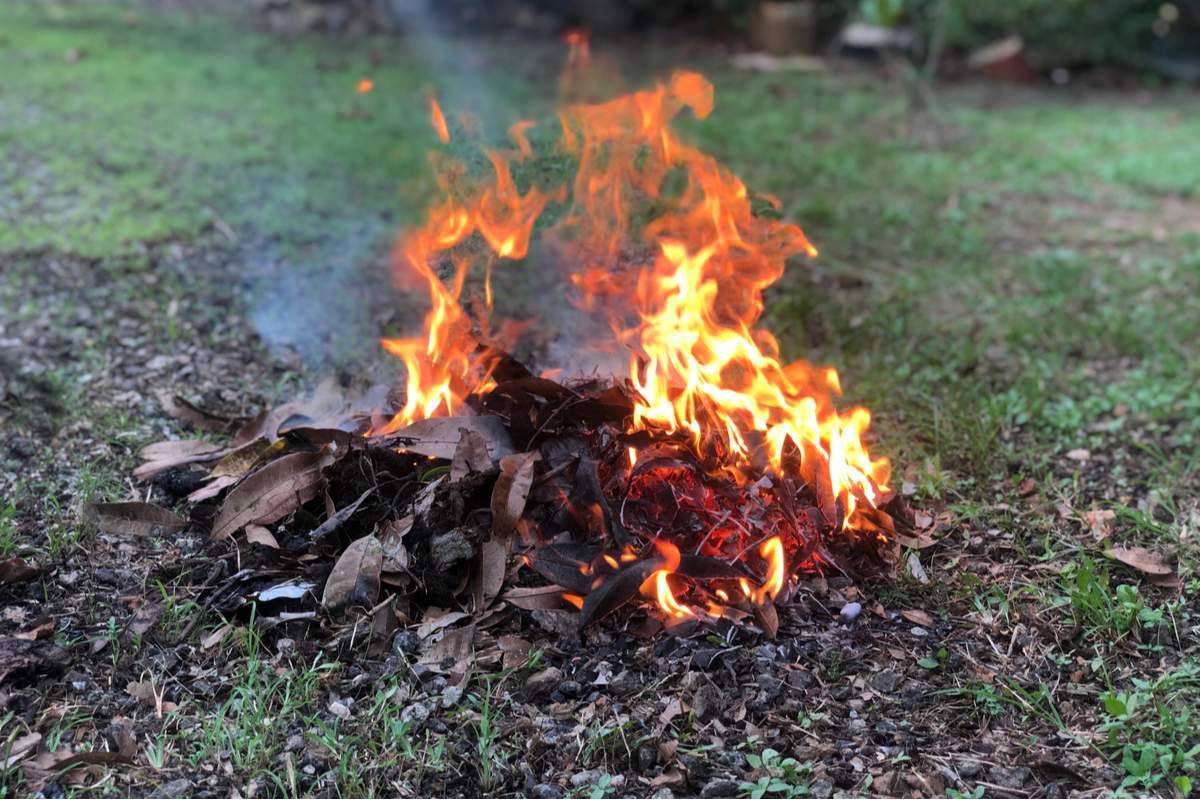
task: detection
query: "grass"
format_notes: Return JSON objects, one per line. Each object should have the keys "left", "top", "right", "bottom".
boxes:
{"left": 1100, "top": 661, "right": 1200, "bottom": 796}
{"left": 2, "top": 1, "right": 1199, "bottom": 796}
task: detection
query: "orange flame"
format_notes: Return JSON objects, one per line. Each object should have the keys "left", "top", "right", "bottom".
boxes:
{"left": 357, "top": 78, "right": 374, "bottom": 94}
{"left": 754, "top": 536, "right": 785, "bottom": 603}
{"left": 373, "top": 50, "right": 889, "bottom": 529}
{"left": 429, "top": 96, "right": 450, "bottom": 144}
{"left": 653, "top": 570, "right": 693, "bottom": 618}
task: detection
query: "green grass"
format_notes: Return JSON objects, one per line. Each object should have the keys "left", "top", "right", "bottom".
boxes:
{"left": 1100, "top": 660, "right": 1200, "bottom": 796}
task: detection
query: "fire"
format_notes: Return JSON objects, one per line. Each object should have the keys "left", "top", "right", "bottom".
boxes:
{"left": 652, "top": 570, "right": 693, "bottom": 618}
{"left": 373, "top": 45, "right": 889, "bottom": 528}
{"left": 428, "top": 96, "right": 450, "bottom": 144}
{"left": 755, "top": 537, "right": 785, "bottom": 604}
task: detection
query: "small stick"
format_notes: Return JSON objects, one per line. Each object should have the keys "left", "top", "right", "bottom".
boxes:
{"left": 178, "top": 567, "right": 254, "bottom": 642}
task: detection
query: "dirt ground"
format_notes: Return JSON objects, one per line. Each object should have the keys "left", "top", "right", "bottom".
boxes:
{"left": 2, "top": 3, "right": 1198, "bottom": 798}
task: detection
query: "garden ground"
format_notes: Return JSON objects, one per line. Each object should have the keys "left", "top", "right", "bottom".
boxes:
{"left": 1, "top": 3, "right": 1198, "bottom": 797}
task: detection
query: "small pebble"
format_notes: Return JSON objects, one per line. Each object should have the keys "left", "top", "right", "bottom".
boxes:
{"left": 570, "top": 769, "right": 603, "bottom": 788}
{"left": 839, "top": 601, "right": 863, "bottom": 622}
{"left": 392, "top": 630, "right": 420, "bottom": 655}
{"left": 441, "top": 685, "right": 463, "bottom": 709}
{"left": 400, "top": 702, "right": 430, "bottom": 726}
{"left": 701, "top": 778, "right": 741, "bottom": 798}
{"left": 525, "top": 666, "right": 562, "bottom": 696}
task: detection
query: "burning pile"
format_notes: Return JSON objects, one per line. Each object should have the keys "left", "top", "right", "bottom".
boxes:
{"left": 124, "top": 39, "right": 903, "bottom": 640}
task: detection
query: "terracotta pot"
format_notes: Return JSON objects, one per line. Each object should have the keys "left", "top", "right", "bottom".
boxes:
{"left": 750, "top": 1, "right": 818, "bottom": 56}
{"left": 967, "top": 36, "right": 1039, "bottom": 83}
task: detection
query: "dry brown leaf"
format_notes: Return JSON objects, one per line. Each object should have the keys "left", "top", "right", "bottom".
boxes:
{"left": 245, "top": 524, "right": 279, "bottom": 549}
{"left": 309, "top": 488, "right": 373, "bottom": 542}
{"left": 125, "top": 680, "right": 155, "bottom": 704}
{"left": 138, "top": 439, "right": 223, "bottom": 462}
{"left": 1148, "top": 571, "right": 1183, "bottom": 589}
{"left": 155, "top": 389, "right": 238, "bottom": 433}
{"left": 491, "top": 451, "right": 540, "bottom": 535}
{"left": 208, "top": 438, "right": 280, "bottom": 478}
{"left": 754, "top": 600, "right": 778, "bottom": 639}
{"left": 200, "top": 623, "right": 233, "bottom": 650}
{"left": 901, "top": 608, "right": 934, "bottom": 627}
{"left": 389, "top": 415, "right": 514, "bottom": 461}
{"left": 419, "top": 622, "right": 476, "bottom": 678}
{"left": 1082, "top": 508, "right": 1116, "bottom": 541}
{"left": 0, "top": 557, "right": 39, "bottom": 585}
{"left": 186, "top": 475, "right": 238, "bottom": 503}
{"left": 450, "top": 428, "right": 494, "bottom": 481}
{"left": 134, "top": 439, "right": 226, "bottom": 480}
{"left": 1107, "top": 545, "right": 1173, "bottom": 576}
{"left": 474, "top": 539, "right": 508, "bottom": 613}
{"left": 380, "top": 516, "right": 413, "bottom": 573}
{"left": 896, "top": 531, "right": 937, "bottom": 550}
{"left": 232, "top": 408, "right": 273, "bottom": 446}
{"left": 658, "top": 697, "right": 687, "bottom": 728}
{"left": 417, "top": 610, "right": 470, "bottom": 638}
{"left": 14, "top": 618, "right": 55, "bottom": 641}
{"left": 420, "top": 623, "right": 475, "bottom": 663}
{"left": 2, "top": 732, "right": 40, "bottom": 769}
{"left": 501, "top": 585, "right": 570, "bottom": 610}
{"left": 83, "top": 502, "right": 186, "bottom": 537}
{"left": 108, "top": 716, "right": 137, "bottom": 760}
{"left": 210, "top": 449, "right": 334, "bottom": 540}
{"left": 124, "top": 602, "right": 163, "bottom": 641}
{"left": 322, "top": 535, "right": 384, "bottom": 611}
{"left": 496, "top": 635, "right": 532, "bottom": 670}
{"left": 650, "top": 767, "right": 688, "bottom": 790}
{"left": 0, "top": 638, "right": 68, "bottom": 683}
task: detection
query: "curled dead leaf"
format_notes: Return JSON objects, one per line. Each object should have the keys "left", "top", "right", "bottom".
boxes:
{"left": 310, "top": 488, "right": 373, "bottom": 543}
{"left": 1082, "top": 508, "right": 1116, "bottom": 541}
{"left": 474, "top": 539, "right": 508, "bottom": 613}
{"left": 388, "top": 415, "right": 514, "bottom": 461}
{"left": 155, "top": 389, "right": 239, "bottom": 433}
{"left": 210, "top": 449, "right": 335, "bottom": 540}
{"left": 322, "top": 535, "right": 384, "bottom": 611}
{"left": 901, "top": 608, "right": 934, "bottom": 627}
{"left": 0, "top": 557, "right": 39, "bottom": 585}
{"left": 245, "top": 524, "right": 279, "bottom": 549}
{"left": 83, "top": 503, "right": 186, "bottom": 537}
{"left": 450, "top": 428, "right": 494, "bottom": 481}
{"left": 417, "top": 609, "right": 470, "bottom": 638}
{"left": 754, "top": 600, "right": 778, "bottom": 639}
{"left": 2, "top": 732, "right": 40, "bottom": 769}
{"left": 208, "top": 438, "right": 279, "bottom": 479}
{"left": 491, "top": 451, "right": 540, "bottom": 536}
{"left": 501, "top": 584, "right": 572, "bottom": 611}
{"left": 134, "top": 439, "right": 226, "bottom": 480}
{"left": 186, "top": 475, "right": 238, "bottom": 503}
{"left": 1107, "top": 545, "right": 1173, "bottom": 577}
